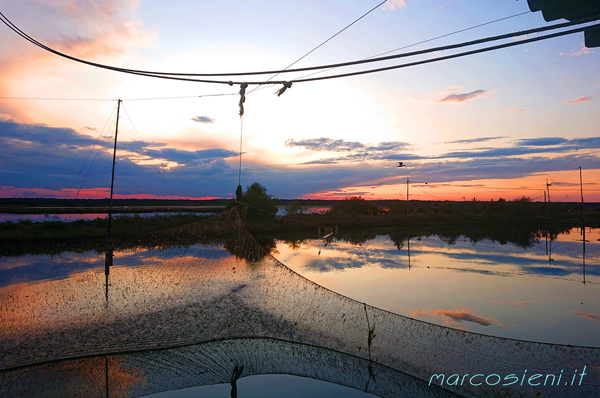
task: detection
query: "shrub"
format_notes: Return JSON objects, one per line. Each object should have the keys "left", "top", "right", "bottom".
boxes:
{"left": 284, "top": 200, "right": 303, "bottom": 215}
{"left": 328, "top": 196, "right": 379, "bottom": 216}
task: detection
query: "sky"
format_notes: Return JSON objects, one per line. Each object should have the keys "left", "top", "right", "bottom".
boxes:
{"left": 0, "top": 0, "right": 599, "bottom": 202}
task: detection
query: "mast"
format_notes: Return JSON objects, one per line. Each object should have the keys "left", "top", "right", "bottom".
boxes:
{"left": 105, "top": 99, "right": 121, "bottom": 279}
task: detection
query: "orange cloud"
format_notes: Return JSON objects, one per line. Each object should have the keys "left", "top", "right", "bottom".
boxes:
{"left": 0, "top": 1, "right": 156, "bottom": 122}
{"left": 0, "top": 185, "right": 214, "bottom": 200}
{"left": 570, "top": 311, "right": 600, "bottom": 322}
{"left": 559, "top": 46, "right": 594, "bottom": 57}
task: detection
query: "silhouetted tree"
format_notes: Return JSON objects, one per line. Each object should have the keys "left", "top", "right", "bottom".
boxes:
{"left": 242, "top": 182, "right": 277, "bottom": 219}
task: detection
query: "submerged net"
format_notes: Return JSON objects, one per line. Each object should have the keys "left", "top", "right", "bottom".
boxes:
{"left": 1, "top": 209, "right": 599, "bottom": 397}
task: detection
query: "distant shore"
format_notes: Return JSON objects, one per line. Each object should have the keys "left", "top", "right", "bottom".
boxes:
{"left": 1, "top": 198, "right": 598, "bottom": 252}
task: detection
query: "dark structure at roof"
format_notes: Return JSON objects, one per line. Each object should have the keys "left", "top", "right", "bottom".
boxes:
{"left": 528, "top": 0, "right": 600, "bottom": 47}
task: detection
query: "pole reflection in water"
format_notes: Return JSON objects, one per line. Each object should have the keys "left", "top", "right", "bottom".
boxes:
{"left": 105, "top": 247, "right": 113, "bottom": 304}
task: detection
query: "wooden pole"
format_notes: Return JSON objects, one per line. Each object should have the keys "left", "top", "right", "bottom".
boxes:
{"left": 406, "top": 178, "right": 409, "bottom": 214}
{"left": 105, "top": 99, "right": 121, "bottom": 277}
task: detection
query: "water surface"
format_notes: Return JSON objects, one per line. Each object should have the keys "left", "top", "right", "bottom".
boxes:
{"left": 273, "top": 227, "right": 599, "bottom": 346}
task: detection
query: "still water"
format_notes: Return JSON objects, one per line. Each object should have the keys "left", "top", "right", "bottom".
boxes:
{"left": 273, "top": 227, "right": 599, "bottom": 347}
{"left": 1, "top": 220, "right": 599, "bottom": 397}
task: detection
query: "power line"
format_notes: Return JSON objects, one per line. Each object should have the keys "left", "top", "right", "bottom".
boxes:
{"left": 0, "top": 96, "right": 116, "bottom": 101}
{"left": 292, "top": 11, "right": 532, "bottom": 82}
{"left": 0, "top": 93, "right": 237, "bottom": 102}
{"left": 411, "top": 184, "right": 447, "bottom": 201}
{"left": 123, "top": 93, "right": 237, "bottom": 101}
{"left": 1, "top": 10, "right": 597, "bottom": 85}
{"left": 290, "top": 24, "right": 596, "bottom": 84}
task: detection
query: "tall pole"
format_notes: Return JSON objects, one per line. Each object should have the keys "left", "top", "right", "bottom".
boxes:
{"left": 546, "top": 179, "right": 551, "bottom": 215}
{"left": 105, "top": 99, "right": 121, "bottom": 278}
{"left": 406, "top": 178, "right": 409, "bottom": 214}
{"left": 544, "top": 191, "right": 547, "bottom": 217}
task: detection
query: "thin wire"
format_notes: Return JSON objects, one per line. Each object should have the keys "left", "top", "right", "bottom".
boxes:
{"left": 412, "top": 184, "right": 447, "bottom": 202}
{"left": 123, "top": 93, "right": 237, "bottom": 101}
{"left": 248, "top": 0, "right": 387, "bottom": 94}
{"left": 251, "top": 11, "right": 532, "bottom": 92}
{"left": 0, "top": 96, "right": 117, "bottom": 101}
{"left": 290, "top": 24, "right": 595, "bottom": 83}
{"left": 121, "top": 103, "right": 173, "bottom": 198}
{"left": 377, "top": 12, "right": 531, "bottom": 59}
{"left": 75, "top": 115, "right": 117, "bottom": 199}
{"left": 0, "top": 93, "right": 237, "bottom": 102}
{"left": 1, "top": 10, "right": 597, "bottom": 84}
{"left": 64, "top": 105, "right": 118, "bottom": 199}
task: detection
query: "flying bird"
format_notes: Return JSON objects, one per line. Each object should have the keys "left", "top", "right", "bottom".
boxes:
{"left": 397, "top": 162, "right": 405, "bottom": 168}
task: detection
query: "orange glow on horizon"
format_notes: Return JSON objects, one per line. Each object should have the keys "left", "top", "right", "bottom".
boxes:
{"left": 0, "top": 186, "right": 221, "bottom": 201}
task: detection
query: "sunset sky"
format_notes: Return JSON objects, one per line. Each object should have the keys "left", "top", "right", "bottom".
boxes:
{"left": 0, "top": 0, "right": 599, "bottom": 202}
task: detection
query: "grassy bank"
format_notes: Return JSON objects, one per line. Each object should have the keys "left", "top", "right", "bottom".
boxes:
{"left": 0, "top": 213, "right": 210, "bottom": 241}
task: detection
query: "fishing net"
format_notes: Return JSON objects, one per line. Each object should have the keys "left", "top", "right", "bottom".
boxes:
{"left": 1, "top": 209, "right": 599, "bottom": 397}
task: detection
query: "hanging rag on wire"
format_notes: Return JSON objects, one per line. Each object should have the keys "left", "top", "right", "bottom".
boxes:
{"left": 276, "top": 82, "right": 292, "bottom": 97}
{"left": 238, "top": 83, "right": 248, "bottom": 117}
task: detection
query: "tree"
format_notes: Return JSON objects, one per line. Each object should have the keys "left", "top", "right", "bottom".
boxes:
{"left": 242, "top": 182, "right": 277, "bottom": 219}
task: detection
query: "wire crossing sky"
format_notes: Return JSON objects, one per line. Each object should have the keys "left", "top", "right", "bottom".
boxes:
{"left": 1, "top": 11, "right": 597, "bottom": 84}
{"left": 0, "top": 1, "right": 598, "bottom": 201}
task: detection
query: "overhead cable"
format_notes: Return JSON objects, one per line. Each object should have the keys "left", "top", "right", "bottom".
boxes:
{"left": 0, "top": 93, "right": 237, "bottom": 102}
{"left": 290, "top": 24, "right": 595, "bottom": 83}
{"left": 0, "top": 11, "right": 597, "bottom": 85}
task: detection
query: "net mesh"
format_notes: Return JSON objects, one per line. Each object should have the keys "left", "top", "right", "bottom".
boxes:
{"left": 1, "top": 209, "right": 599, "bottom": 397}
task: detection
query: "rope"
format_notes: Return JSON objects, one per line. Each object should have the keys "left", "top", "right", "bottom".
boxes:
{"left": 236, "top": 83, "right": 246, "bottom": 205}
{"left": 275, "top": 82, "right": 292, "bottom": 97}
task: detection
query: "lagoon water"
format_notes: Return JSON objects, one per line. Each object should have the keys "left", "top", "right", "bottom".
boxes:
{"left": 1, "top": 216, "right": 599, "bottom": 397}
{"left": 275, "top": 227, "right": 599, "bottom": 346}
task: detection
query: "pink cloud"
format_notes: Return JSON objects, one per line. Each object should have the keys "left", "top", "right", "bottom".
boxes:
{"left": 440, "top": 90, "right": 487, "bottom": 103}
{"left": 411, "top": 307, "right": 503, "bottom": 328}
{"left": 381, "top": 0, "right": 407, "bottom": 11}
{"left": 563, "top": 95, "right": 595, "bottom": 104}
